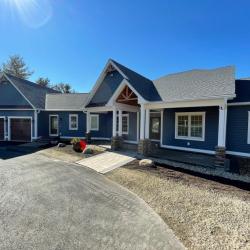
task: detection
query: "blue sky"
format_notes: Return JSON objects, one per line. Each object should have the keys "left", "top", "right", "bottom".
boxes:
{"left": 0, "top": 0, "right": 250, "bottom": 92}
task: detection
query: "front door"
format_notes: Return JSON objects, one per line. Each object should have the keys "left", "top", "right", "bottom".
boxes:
{"left": 149, "top": 113, "right": 161, "bottom": 140}
{"left": 49, "top": 115, "right": 59, "bottom": 136}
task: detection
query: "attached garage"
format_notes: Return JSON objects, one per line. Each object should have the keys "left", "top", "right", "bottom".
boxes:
{"left": 0, "top": 118, "right": 4, "bottom": 141}
{"left": 9, "top": 118, "right": 32, "bottom": 142}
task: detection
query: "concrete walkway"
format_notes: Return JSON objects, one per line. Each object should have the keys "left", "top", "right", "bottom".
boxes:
{"left": 76, "top": 151, "right": 136, "bottom": 173}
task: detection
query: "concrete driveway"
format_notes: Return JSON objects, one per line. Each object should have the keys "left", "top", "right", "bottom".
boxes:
{"left": 0, "top": 152, "right": 184, "bottom": 250}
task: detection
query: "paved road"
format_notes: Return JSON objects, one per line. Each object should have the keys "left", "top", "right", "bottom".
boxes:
{"left": 0, "top": 152, "right": 184, "bottom": 250}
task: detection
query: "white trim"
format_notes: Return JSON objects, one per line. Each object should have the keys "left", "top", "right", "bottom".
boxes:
{"left": 49, "top": 114, "right": 59, "bottom": 136}
{"left": 90, "top": 114, "right": 99, "bottom": 131}
{"left": 3, "top": 73, "right": 36, "bottom": 110}
{"left": 69, "top": 114, "right": 78, "bottom": 130}
{"left": 85, "top": 106, "right": 112, "bottom": 112}
{"left": 175, "top": 112, "right": 206, "bottom": 141}
{"left": 151, "top": 139, "right": 160, "bottom": 142}
{"left": 145, "top": 98, "right": 226, "bottom": 110}
{"left": 116, "top": 113, "right": 129, "bottom": 135}
{"left": 85, "top": 60, "right": 129, "bottom": 107}
{"left": 60, "top": 136, "right": 86, "bottom": 140}
{"left": 124, "top": 140, "right": 138, "bottom": 144}
{"left": 140, "top": 104, "right": 145, "bottom": 140}
{"left": 112, "top": 107, "right": 117, "bottom": 137}
{"left": 226, "top": 151, "right": 250, "bottom": 157}
{"left": 145, "top": 109, "right": 150, "bottom": 139}
{"left": 228, "top": 102, "right": 250, "bottom": 106}
{"left": 160, "top": 110, "right": 164, "bottom": 147}
{"left": 34, "top": 110, "right": 38, "bottom": 139}
{"left": 46, "top": 109, "right": 83, "bottom": 111}
{"left": 248, "top": 111, "right": 250, "bottom": 144}
{"left": 218, "top": 104, "right": 227, "bottom": 147}
{"left": 91, "top": 137, "right": 111, "bottom": 141}
{"left": 114, "top": 102, "right": 140, "bottom": 112}
{"left": 8, "top": 116, "right": 33, "bottom": 142}
{"left": 107, "top": 79, "right": 146, "bottom": 106}
{"left": 161, "top": 144, "right": 215, "bottom": 155}
{"left": 137, "top": 111, "right": 140, "bottom": 142}
{"left": 0, "top": 116, "right": 5, "bottom": 141}
{"left": 0, "top": 109, "right": 34, "bottom": 111}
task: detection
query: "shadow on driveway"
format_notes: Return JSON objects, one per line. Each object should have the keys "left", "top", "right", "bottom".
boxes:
{"left": 0, "top": 141, "right": 52, "bottom": 160}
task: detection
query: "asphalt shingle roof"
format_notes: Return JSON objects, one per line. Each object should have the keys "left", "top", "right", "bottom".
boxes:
{"left": 46, "top": 93, "right": 89, "bottom": 110}
{"left": 111, "top": 60, "right": 162, "bottom": 102}
{"left": 153, "top": 66, "right": 235, "bottom": 102}
{"left": 5, "top": 73, "right": 59, "bottom": 109}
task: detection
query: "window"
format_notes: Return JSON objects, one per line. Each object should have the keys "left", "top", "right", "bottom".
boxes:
{"left": 90, "top": 114, "right": 99, "bottom": 131}
{"left": 49, "top": 115, "right": 59, "bottom": 136}
{"left": 116, "top": 114, "right": 129, "bottom": 134}
{"left": 69, "top": 114, "right": 78, "bottom": 130}
{"left": 175, "top": 112, "right": 205, "bottom": 141}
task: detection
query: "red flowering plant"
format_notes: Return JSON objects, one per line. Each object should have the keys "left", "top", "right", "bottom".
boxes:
{"left": 70, "top": 138, "right": 87, "bottom": 153}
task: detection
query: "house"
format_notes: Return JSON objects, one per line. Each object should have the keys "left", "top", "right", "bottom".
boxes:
{"left": 0, "top": 59, "right": 250, "bottom": 169}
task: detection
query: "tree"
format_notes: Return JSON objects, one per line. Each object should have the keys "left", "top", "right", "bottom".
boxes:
{"left": 1, "top": 55, "right": 33, "bottom": 79}
{"left": 53, "top": 83, "right": 75, "bottom": 93}
{"left": 36, "top": 77, "right": 51, "bottom": 87}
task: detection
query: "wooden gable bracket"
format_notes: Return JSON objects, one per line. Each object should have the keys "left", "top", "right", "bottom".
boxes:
{"left": 116, "top": 85, "right": 138, "bottom": 106}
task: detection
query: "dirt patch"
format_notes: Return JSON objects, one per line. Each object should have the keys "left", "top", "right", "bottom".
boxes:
{"left": 106, "top": 161, "right": 250, "bottom": 250}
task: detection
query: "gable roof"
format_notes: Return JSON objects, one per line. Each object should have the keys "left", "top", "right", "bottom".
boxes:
{"left": 153, "top": 66, "right": 235, "bottom": 102}
{"left": 4, "top": 73, "right": 59, "bottom": 109}
{"left": 46, "top": 93, "right": 89, "bottom": 110}
{"left": 110, "top": 60, "right": 162, "bottom": 102}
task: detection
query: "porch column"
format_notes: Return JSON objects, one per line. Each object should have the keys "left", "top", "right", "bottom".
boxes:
{"left": 112, "top": 107, "right": 117, "bottom": 137}
{"left": 118, "top": 110, "right": 122, "bottom": 136}
{"left": 217, "top": 104, "right": 227, "bottom": 147}
{"left": 34, "top": 110, "right": 38, "bottom": 140}
{"left": 145, "top": 109, "right": 150, "bottom": 139}
{"left": 86, "top": 111, "right": 91, "bottom": 143}
{"left": 86, "top": 111, "right": 90, "bottom": 133}
{"left": 140, "top": 104, "right": 145, "bottom": 140}
{"left": 215, "top": 104, "right": 227, "bottom": 168}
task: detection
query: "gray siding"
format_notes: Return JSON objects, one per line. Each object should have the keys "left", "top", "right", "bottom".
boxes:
{"left": 226, "top": 106, "right": 250, "bottom": 153}
{"left": 0, "top": 110, "right": 35, "bottom": 137}
{"left": 0, "top": 81, "right": 32, "bottom": 108}
{"left": 87, "top": 71, "right": 123, "bottom": 107}
{"left": 162, "top": 107, "right": 219, "bottom": 151}
{"left": 38, "top": 111, "right": 86, "bottom": 138}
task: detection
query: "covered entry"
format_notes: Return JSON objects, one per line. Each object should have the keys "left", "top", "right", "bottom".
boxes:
{"left": 0, "top": 117, "right": 4, "bottom": 141}
{"left": 9, "top": 118, "right": 32, "bottom": 142}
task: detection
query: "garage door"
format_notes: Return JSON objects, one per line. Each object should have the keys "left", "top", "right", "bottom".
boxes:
{"left": 10, "top": 118, "right": 31, "bottom": 142}
{"left": 0, "top": 118, "right": 4, "bottom": 141}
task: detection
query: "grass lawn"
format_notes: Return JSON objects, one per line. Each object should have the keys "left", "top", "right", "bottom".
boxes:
{"left": 106, "top": 161, "right": 250, "bottom": 250}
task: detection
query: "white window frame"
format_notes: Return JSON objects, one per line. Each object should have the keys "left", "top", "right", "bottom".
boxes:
{"left": 90, "top": 114, "right": 99, "bottom": 131}
{"left": 248, "top": 111, "right": 250, "bottom": 144}
{"left": 49, "top": 114, "right": 59, "bottom": 136}
{"left": 116, "top": 113, "right": 129, "bottom": 135}
{"left": 175, "top": 112, "right": 205, "bottom": 141}
{"left": 0, "top": 116, "right": 5, "bottom": 141}
{"left": 69, "top": 114, "right": 78, "bottom": 130}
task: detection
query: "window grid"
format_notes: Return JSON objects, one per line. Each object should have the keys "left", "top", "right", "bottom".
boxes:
{"left": 176, "top": 112, "right": 205, "bottom": 141}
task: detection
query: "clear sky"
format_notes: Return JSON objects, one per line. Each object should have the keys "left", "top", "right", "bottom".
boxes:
{"left": 0, "top": 0, "right": 250, "bottom": 92}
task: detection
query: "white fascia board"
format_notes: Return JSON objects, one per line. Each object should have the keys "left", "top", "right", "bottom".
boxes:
{"left": 3, "top": 73, "right": 36, "bottom": 110}
{"left": 145, "top": 98, "right": 226, "bottom": 109}
{"left": 114, "top": 103, "right": 140, "bottom": 112}
{"left": 228, "top": 102, "right": 250, "bottom": 106}
{"left": 84, "top": 106, "right": 113, "bottom": 112}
